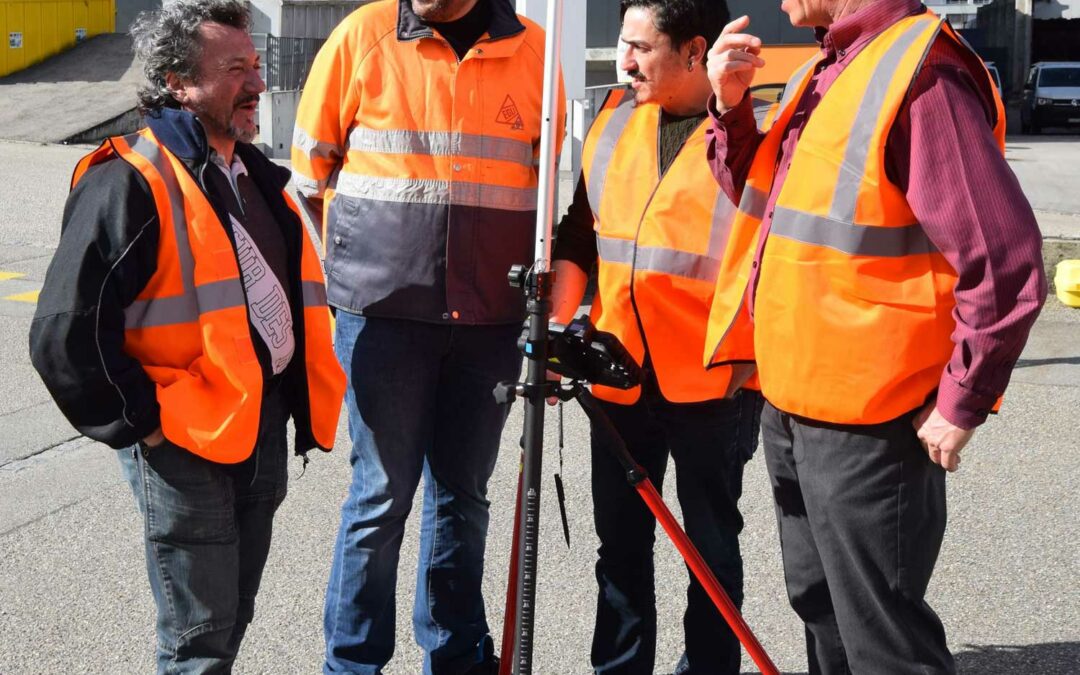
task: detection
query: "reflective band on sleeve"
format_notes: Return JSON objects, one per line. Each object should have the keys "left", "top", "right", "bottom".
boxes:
{"left": 597, "top": 236, "right": 720, "bottom": 283}
{"left": 125, "top": 279, "right": 246, "bottom": 328}
{"left": 770, "top": 207, "right": 935, "bottom": 257}
{"left": 292, "top": 171, "right": 324, "bottom": 199}
{"left": 587, "top": 93, "right": 635, "bottom": 220}
{"left": 347, "top": 128, "right": 535, "bottom": 168}
{"left": 335, "top": 173, "right": 538, "bottom": 212}
{"left": 293, "top": 126, "right": 343, "bottom": 162}
{"left": 302, "top": 280, "right": 328, "bottom": 307}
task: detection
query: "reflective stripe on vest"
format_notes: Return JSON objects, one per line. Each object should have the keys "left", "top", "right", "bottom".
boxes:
{"left": 582, "top": 89, "right": 751, "bottom": 404}
{"left": 590, "top": 93, "right": 736, "bottom": 283}
{"left": 748, "top": 14, "right": 1006, "bottom": 424}
{"left": 74, "top": 128, "right": 345, "bottom": 461}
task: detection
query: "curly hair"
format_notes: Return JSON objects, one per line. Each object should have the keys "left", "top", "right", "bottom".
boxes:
{"left": 130, "top": 0, "right": 251, "bottom": 114}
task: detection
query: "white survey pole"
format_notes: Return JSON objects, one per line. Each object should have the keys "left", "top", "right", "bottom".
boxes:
{"left": 528, "top": 0, "right": 564, "bottom": 270}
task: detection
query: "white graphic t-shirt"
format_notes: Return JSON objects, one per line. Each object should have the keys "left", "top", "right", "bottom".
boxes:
{"left": 213, "top": 152, "right": 296, "bottom": 375}
{"left": 230, "top": 214, "right": 296, "bottom": 374}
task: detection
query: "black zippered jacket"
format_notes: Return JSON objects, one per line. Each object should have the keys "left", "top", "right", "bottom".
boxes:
{"left": 29, "top": 108, "right": 322, "bottom": 453}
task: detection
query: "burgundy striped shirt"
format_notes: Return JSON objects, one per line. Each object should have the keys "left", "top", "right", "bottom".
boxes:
{"left": 706, "top": 0, "right": 1046, "bottom": 429}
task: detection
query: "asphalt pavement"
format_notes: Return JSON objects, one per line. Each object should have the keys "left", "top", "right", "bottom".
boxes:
{"left": 0, "top": 136, "right": 1077, "bottom": 674}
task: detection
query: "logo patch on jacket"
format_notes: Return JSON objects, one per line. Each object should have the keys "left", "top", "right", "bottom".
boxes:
{"left": 496, "top": 95, "right": 525, "bottom": 130}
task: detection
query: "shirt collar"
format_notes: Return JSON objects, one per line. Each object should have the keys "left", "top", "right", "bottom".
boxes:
{"left": 820, "top": 0, "right": 924, "bottom": 61}
{"left": 210, "top": 149, "right": 248, "bottom": 179}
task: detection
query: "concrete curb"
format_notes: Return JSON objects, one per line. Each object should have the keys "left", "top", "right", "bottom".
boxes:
{"left": 1044, "top": 237, "right": 1080, "bottom": 288}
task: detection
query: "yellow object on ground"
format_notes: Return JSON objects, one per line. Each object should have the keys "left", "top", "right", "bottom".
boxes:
{"left": 1055, "top": 260, "right": 1080, "bottom": 308}
{"left": 0, "top": 0, "right": 114, "bottom": 77}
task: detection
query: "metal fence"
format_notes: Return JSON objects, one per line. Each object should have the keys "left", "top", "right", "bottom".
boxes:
{"left": 264, "top": 35, "right": 325, "bottom": 91}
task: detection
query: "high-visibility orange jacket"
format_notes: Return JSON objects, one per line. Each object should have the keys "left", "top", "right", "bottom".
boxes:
{"left": 705, "top": 13, "right": 1005, "bottom": 425}
{"left": 582, "top": 89, "right": 754, "bottom": 405}
{"left": 292, "top": 0, "right": 564, "bottom": 325}
{"left": 70, "top": 127, "right": 345, "bottom": 463}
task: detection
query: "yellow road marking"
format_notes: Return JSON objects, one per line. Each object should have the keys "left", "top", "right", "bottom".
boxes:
{"left": 4, "top": 290, "right": 40, "bottom": 303}
{"left": 0, "top": 271, "right": 26, "bottom": 281}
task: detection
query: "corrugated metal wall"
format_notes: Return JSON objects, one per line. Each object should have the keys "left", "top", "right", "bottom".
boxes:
{"left": 0, "top": 0, "right": 114, "bottom": 77}
{"left": 280, "top": 0, "right": 368, "bottom": 39}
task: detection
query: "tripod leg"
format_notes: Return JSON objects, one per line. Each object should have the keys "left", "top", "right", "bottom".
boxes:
{"left": 574, "top": 389, "right": 779, "bottom": 675}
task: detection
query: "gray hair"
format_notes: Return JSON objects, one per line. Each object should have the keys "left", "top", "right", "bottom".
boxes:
{"left": 130, "top": 0, "right": 251, "bottom": 114}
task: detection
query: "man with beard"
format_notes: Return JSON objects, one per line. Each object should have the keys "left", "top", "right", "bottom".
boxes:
{"left": 292, "top": 0, "right": 563, "bottom": 673}
{"left": 29, "top": 0, "right": 346, "bottom": 670}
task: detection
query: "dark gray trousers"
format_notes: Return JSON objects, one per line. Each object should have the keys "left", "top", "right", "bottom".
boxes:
{"left": 761, "top": 401, "right": 955, "bottom": 675}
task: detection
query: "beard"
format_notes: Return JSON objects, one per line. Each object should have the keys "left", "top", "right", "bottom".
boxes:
{"left": 411, "top": 0, "right": 473, "bottom": 22}
{"left": 190, "top": 94, "right": 259, "bottom": 144}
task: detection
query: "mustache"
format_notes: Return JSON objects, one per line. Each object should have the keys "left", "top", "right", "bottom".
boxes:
{"left": 627, "top": 70, "right": 645, "bottom": 82}
{"left": 234, "top": 94, "right": 259, "bottom": 108}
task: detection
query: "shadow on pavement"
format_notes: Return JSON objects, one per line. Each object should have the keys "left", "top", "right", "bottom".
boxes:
{"left": 731, "top": 641, "right": 1080, "bottom": 675}
{"left": 1015, "top": 356, "right": 1080, "bottom": 368}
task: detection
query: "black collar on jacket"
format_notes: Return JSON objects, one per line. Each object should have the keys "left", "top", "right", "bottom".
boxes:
{"left": 143, "top": 107, "right": 291, "bottom": 192}
{"left": 397, "top": 0, "right": 524, "bottom": 42}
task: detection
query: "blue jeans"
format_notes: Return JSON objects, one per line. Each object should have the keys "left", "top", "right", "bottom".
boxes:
{"left": 590, "top": 381, "right": 764, "bottom": 675}
{"left": 324, "top": 312, "right": 522, "bottom": 675}
{"left": 117, "top": 385, "right": 289, "bottom": 674}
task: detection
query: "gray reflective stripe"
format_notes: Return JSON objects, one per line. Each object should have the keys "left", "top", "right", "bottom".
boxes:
{"left": 707, "top": 189, "right": 737, "bottom": 261}
{"left": 302, "top": 280, "right": 327, "bottom": 307}
{"left": 597, "top": 236, "right": 720, "bottom": 283}
{"left": 293, "top": 125, "right": 342, "bottom": 161}
{"left": 770, "top": 19, "right": 939, "bottom": 258}
{"left": 125, "top": 132, "right": 196, "bottom": 301}
{"left": 776, "top": 57, "right": 818, "bottom": 119}
{"left": 347, "top": 128, "right": 534, "bottom": 168}
{"left": 738, "top": 186, "right": 769, "bottom": 220}
{"left": 335, "top": 173, "right": 537, "bottom": 212}
{"left": 770, "top": 207, "right": 935, "bottom": 257}
{"left": 122, "top": 134, "right": 255, "bottom": 329}
{"left": 292, "top": 171, "right": 323, "bottom": 199}
{"left": 587, "top": 93, "right": 635, "bottom": 220}
{"left": 829, "top": 19, "right": 934, "bottom": 223}
{"left": 125, "top": 280, "right": 246, "bottom": 328}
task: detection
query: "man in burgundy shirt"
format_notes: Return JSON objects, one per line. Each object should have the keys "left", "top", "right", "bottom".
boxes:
{"left": 705, "top": 1, "right": 1045, "bottom": 672}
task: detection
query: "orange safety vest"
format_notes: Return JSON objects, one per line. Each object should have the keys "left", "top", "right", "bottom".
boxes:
{"left": 292, "top": 0, "right": 563, "bottom": 323}
{"left": 705, "top": 13, "right": 1005, "bottom": 425}
{"left": 72, "top": 128, "right": 346, "bottom": 462}
{"left": 582, "top": 89, "right": 754, "bottom": 405}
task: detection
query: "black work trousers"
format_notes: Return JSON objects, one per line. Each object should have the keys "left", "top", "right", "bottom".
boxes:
{"left": 590, "top": 385, "right": 764, "bottom": 675}
{"left": 761, "top": 401, "right": 955, "bottom": 675}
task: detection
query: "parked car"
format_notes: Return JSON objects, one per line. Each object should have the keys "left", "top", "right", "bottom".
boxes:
{"left": 1021, "top": 62, "right": 1080, "bottom": 134}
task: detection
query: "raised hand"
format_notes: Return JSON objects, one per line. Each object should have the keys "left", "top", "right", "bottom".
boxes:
{"left": 707, "top": 15, "right": 766, "bottom": 113}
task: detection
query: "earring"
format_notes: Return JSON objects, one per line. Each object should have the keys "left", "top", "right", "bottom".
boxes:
{"left": 687, "top": 59, "right": 694, "bottom": 71}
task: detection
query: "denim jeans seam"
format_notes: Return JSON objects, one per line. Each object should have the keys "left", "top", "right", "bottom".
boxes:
{"left": 425, "top": 476, "right": 447, "bottom": 649}
{"left": 139, "top": 449, "right": 182, "bottom": 664}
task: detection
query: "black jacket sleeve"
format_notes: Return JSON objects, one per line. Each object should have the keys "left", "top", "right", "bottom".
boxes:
{"left": 552, "top": 173, "right": 598, "bottom": 273}
{"left": 29, "top": 157, "right": 163, "bottom": 449}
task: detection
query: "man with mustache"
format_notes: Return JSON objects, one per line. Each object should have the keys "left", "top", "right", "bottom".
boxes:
{"left": 550, "top": 1, "right": 763, "bottom": 672}
{"left": 292, "top": 0, "right": 563, "bottom": 673}
{"left": 29, "top": 0, "right": 345, "bottom": 670}
{"left": 704, "top": 0, "right": 1046, "bottom": 672}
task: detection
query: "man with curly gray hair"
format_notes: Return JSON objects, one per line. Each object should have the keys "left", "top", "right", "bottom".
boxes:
{"left": 29, "top": 0, "right": 346, "bottom": 671}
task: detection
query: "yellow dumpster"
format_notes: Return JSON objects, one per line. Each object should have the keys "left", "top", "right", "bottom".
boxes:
{"left": 1, "top": 0, "right": 114, "bottom": 78}
{"left": 1056, "top": 260, "right": 1080, "bottom": 308}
